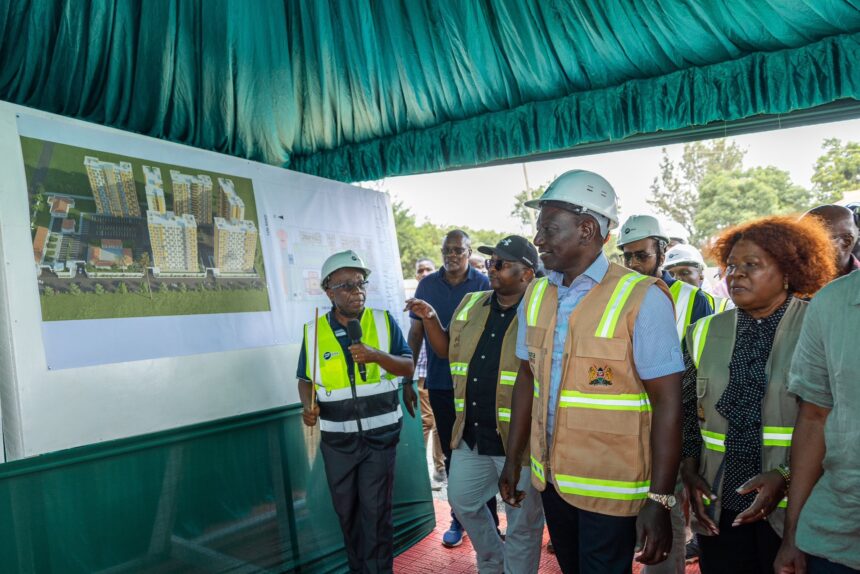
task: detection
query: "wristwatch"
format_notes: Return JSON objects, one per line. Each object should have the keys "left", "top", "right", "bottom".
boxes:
{"left": 647, "top": 492, "right": 677, "bottom": 510}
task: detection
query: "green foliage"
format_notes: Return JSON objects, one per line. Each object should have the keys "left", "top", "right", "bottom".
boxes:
{"left": 178, "top": 283, "right": 188, "bottom": 293}
{"left": 117, "top": 282, "right": 128, "bottom": 294}
{"left": 810, "top": 138, "right": 860, "bottom": 203}
{"left": 67, "top": 283, "right": 81, "bottom": 295}
{"left": 649, "top": 139, "right": 812, "bottom": 245}
{"left": 93, "top": 284, "right": 105, "bottom": 295}
{"left": 43, "top": 286, "right": 54, "bottom": 296}
{"left": 392, "top": 200, "right": 511, "bottom": 278}
{"left": 158, "top": 283, "right": 170, "bottom": 293}
{"left": 510, "top": 183, "right": 547, "bottom": 232}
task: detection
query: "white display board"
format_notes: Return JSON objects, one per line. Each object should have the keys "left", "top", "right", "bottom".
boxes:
{"left": 0, "top": 102, "right": 405, "bottom": 460}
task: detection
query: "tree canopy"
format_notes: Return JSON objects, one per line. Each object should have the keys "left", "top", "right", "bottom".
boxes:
{"left": 810, "top": 138, "right": 860, "bottom": 202}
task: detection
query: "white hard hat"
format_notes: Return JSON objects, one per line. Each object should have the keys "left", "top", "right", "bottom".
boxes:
{"left": 664, "top": 220, "right": 690, "bottom": 243}
{"left": 664, "top": 244, "right": 706, "bottom": 269}
{"left": 524, "top": 170, "right": 620, "bottom": 230}
{"left": 320, "top": 250, "right": 371, "bottom": 288}
{"left": 616, "top": 215, "right": 670, "bottom": 247}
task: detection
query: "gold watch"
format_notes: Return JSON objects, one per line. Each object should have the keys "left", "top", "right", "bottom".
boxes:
{"left": 647, "top": 492, "right": 677, "bottom": 510}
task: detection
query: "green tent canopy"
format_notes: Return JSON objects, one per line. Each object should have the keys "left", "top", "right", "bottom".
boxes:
{"left": 2, "top": 0, "right": 860, "bottom": 182}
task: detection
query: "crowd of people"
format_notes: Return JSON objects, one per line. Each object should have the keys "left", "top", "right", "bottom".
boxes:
{"left": 296, "top": 169, "right": 859, "bottom": 574}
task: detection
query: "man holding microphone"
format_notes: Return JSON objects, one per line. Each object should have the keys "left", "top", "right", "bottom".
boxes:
{"left": 297, "top": 250, "right": 416, "bottom": 574}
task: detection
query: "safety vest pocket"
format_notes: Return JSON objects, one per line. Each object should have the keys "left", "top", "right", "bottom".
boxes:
{"left": 696, "top": 377, "right": 709, "bottom": 400}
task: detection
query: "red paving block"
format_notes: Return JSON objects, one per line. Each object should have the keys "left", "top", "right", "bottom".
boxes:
{"left": 395, "top": 499, "right": 702, "bottom": 574}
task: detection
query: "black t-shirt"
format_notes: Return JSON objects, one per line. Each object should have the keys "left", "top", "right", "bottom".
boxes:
{"left": 462, "top": 293, "right": 521, "bottom": 456}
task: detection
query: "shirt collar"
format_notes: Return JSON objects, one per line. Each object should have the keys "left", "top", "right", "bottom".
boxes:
{"left": 484, "top": 291, "right": 524, "bottom": 311}
{"left": 661, "top": 269, "right": 676, "bottom": 287}
{"left": 850, "top": 254, "right": 860, "bottom": 271}
{"left": 547, "top": 252, "right": 609, "bottom": 287}
{"left": 439, "top": 265, "right": 479, "bottom": 286}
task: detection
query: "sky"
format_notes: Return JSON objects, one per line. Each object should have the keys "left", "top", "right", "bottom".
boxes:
{"left": 361, "top": 118, "right": 860, "bottom": 236}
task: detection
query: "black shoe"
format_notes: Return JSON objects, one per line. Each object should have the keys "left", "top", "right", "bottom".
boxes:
{"left": 685, "top": 536, "right": 700, "bottom": 563}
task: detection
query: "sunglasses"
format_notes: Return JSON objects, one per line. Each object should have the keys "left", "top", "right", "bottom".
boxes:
{"left": 485, "top": 258, "right": 528, "bottom": 271}
{"left": 328, "top": 280, "right": 369, "bottom": 292}
{"left": 622, "top": 251, "right": 656, "bottom": 263}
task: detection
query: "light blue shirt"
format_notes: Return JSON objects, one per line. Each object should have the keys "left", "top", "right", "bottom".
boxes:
{"left": 516, "top": 254, "right": 684, "bottom": 439}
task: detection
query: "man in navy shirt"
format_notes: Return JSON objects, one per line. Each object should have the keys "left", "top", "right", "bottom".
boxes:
{"left": 408, "top": 230, "right": 491, "bottom": 547}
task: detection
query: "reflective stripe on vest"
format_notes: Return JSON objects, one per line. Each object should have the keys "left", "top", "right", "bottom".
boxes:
{"left": 319, "top": 405, "right": 403, "bottom": 433}
{"left": 450, "top": 362, "right": 468, "bottom": 377}
{"left": 691, "top": 315, "right": 715, "bottom": 369}
{"left": 456, "top": 291, "right": 485, "bottom": 321}
{"left": 498, "top": 407, "right": 511, "bottom": 422}
{"left": 701, "top": 429, "right": 726, "bottom": 452}
{"left": 763, "top": 426, "right": 793, "bottom": 447}
{"left": 526, "top": 277, "right": 549, "bottom": 327}
{"left": 533, "top": 380, "right": 540, "bottom": 398}
{"left": 594, "top": 273, "right": 650, "bottom": 338}
{"left": 716, "top": 297, "right": 730, "bottom": 313}
{"left": 559, "top": 390, "right": 652, "bottom": 412}
{"left": 669, "top": 280, "right": 697, "bottom": 340}
{"left": 454, "top": 398, "right": 465, "bottom": 413}
{"left": 500, "top": 370, "right": 517, "bottom": 385}
{"left": 530, "top": 455, "right": 546, "bottom": 484}
{"left": 554, "top": 474, "right": 650, "bottom": 501}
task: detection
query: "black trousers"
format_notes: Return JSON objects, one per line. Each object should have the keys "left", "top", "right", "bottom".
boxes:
{"left": 320, "top": 440, "right": 396, "bottom": 574}
{"left": 697, "top": 508, "right": 782, "bottom": 574}
{"left": 427, "top": 388, "right": 499, "bottom": 528}
{"left": 808, "top": 555, "right": 860, "bottom": 574}
{"left": 541, "top": 482, "right": 637, "bottom": 574}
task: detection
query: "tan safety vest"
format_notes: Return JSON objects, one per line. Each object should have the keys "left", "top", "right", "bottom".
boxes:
{"left": 685, "top": 297, "right": 806, "bottom": 537}
{"left": 524, "top": 262, "right": 670, "bottom": 517}
{"left": 448, "top": 291, "right": 528, "bottom": 465}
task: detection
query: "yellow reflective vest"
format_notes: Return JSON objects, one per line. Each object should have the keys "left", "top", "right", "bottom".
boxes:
{"left": 303, "top": 308, "right": 399, "bottom": 434}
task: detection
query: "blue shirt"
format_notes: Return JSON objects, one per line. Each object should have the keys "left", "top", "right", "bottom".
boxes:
{"left": 410, "top": 266, "right": 491, "bottom": 390}
{"left": 515, "top": 254, "right": 684, "bottom": 439}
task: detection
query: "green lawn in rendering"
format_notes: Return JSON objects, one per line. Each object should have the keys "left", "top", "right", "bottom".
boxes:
{"left": 41, "top": 289, "right": 271, "bottom": 321}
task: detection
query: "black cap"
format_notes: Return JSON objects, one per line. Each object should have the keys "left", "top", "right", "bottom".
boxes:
{"left": 477, "top": 235, "right": 538, "bottom": 269}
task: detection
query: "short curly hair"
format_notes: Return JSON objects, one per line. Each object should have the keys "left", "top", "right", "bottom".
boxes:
{"left": 707, "top": 215, "right": 836, "bottom": 296}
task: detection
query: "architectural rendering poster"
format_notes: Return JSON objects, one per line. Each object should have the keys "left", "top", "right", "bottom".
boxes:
{"left": 18, "top": 114, "right": 278, "bottom": 369}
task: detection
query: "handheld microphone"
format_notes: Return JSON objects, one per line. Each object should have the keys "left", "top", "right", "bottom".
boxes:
{"left": 346, "top": 319, "right": 367, "bottom": 382}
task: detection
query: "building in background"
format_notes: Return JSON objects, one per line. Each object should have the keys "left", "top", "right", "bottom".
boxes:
{"left": 217, "top": 177, "right": 245, "bottom": 220}
{"left": 147, "top": 211, "right": 199, "bottom": 273}
{"left": 213, "top": 216, "right": 257, "bottom": 272}
{"left": 143, "top": 166, "right": 166, "bottom": 214}
{"left": 84, "top": 156, "right": 141, "bottom": 218}
{"left": 170, "top": 170, "right": 213, "bottom": 225}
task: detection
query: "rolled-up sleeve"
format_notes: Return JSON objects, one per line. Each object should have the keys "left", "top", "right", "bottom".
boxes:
{"left": 787, "top": 304, "right": 833, "bottom": 408}
{"left": 515, "top": 301, "right": 529, "bottom": 360}
{"left": 632, "top": 285, "right": 685, "bottom": 380}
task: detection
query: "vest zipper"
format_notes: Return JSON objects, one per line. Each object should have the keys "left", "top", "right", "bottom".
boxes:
{"left": 349, "top": 372, "right": 363, "bottom": 434}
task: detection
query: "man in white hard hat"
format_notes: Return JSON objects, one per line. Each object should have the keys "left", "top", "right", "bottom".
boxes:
{"left": 617, "top": 215, "right": 714, "bottom": 341}
{"left": 297, "top": 250, "right": 416, "bottom": 574}
{"left": 498, "top": 170, "right": 684, "bottom": 574}
{"left": 664, "top": 244, "right": 733, "bottom": 314}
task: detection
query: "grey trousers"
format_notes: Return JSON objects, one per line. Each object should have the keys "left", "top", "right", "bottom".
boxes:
{"left": 320, "top": 440, "right": 397, "bottom": 574}
{"left": 448, "top": 441, "right": 545, "bottom": 574}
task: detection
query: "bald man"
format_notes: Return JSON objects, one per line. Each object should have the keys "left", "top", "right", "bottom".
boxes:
{"left": 803, "top": 205, "right": 860, "bottom": 278}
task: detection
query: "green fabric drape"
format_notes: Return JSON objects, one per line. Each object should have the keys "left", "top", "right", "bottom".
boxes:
{"left": 2, "top": 0, "right": 860, "bottom": 181}
{"left": 0, "top": 402, "right": 435, "bottom": 572}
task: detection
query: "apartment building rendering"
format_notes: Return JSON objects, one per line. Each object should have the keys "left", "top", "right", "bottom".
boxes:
{"left": 84, "top": 156, "right": 142, "bottom": 218}
{"left": 147, "top": 211, "right": 199, "bottom": 273}
{"left": 213, "top": 217, "right": 258, "bottom": 272}
{"left": 143, "top": 166, "right": 167, "bottom": 214}
{"left": 171, "top": 170, "right": 213, "bottom": 225}
{"left": 217, "top": 177, "right": 245, "bottom": 220}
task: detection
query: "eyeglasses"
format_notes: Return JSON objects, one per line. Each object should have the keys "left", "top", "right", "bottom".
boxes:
{"left": 328, "top": 280, "right": 369, "bottom": 292}
{"left": 622, "top": 251, "right": 656, "bottom": 263}
{"left": 441, "top": 247, "right": 468, "bottom": 256}
{"left": 725, "top": 262, "right": 761, "bottom": 276}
